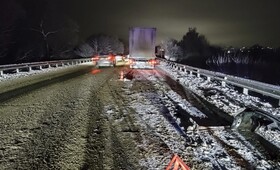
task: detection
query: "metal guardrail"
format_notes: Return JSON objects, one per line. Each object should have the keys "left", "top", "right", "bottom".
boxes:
{"left": 162, "top": 59, "right": 280, "bottom": 106}
{"left": 0, "top": 58, "right": 92, "bottom": 76}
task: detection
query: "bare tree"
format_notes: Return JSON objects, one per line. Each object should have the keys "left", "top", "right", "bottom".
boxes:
{"left": 16, "top": 49, "right": 33, "bottom": 62}
{"left": 97, "top": 35, "right": 112, "bottom": 54}
{"left": 0, "top": 0, "right": 24, "bottom": 63}
{"left": 85, "top": 34, "right": 124, "bottom": 55}
{"left": 0, "top": 27, "right": 16, "bottom": 63}
{"left": 114, "top": 38, "right": 124, "bottom": 54}
{"left": 87, "top": 38, "right": 98, "bottom": 55}
{"left": 74, "top": 43, "right": 95, "bottom": 57}
{"left": 29, "top": 20, "right": 60, "bottom": 60}
{"left": 162, "top": 38, "right": 182, "bottom": 61}
{"left": 48, "top": 19, "right": 80, "bottom": 59}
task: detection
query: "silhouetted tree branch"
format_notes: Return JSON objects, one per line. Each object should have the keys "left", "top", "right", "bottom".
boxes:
{"left": 29, "top": 19, "right": 60, "bottom": 60}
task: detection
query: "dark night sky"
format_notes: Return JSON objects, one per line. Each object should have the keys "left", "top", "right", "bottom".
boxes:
{"left": 59, "top": 0, "right": 280, "bottom": 47}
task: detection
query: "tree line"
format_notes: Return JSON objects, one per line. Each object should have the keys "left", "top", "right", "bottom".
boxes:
{"left": 159, "top": 28, "right": 280, "bottom": 85}
{"left": 0, "top": 0, "right": 79, "bottom": 64}
{"left": 74, "top": 34, "right": 124, "bottom": 57}
{"left": 0, "top": 0, "right": 126, "bottom": 65}
{"left": 1, "top": 0, "right": 278, "bottom": 84}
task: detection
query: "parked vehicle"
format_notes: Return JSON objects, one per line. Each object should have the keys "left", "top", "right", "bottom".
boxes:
{"left": 114, "top": 55, "right": 129, "bottom": 66}
{"left": 92, "top": 55, "right": 115, "bottom": 68}
{"left": 129, "top": 27, "right": 157, "bottom": 69}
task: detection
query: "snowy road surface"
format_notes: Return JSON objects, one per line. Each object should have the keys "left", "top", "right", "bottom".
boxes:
{"left": 0, "top": 64, "right": 279, "bottom": 169}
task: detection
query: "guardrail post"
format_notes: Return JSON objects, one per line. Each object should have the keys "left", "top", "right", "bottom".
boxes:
{"left": 207, "top": 76, "right": 211, "bottom": 81}
{"left": 47, "top": 64, "right": 51, "bottom": 68}
{"left": 184, "top": 67, "right": 187, "bottom": 73}
{"left": 278, "top": 100, "right": 280, "bottom": 107}
{"left": 197, "top": 70, "right": 200, "bottom": 78}
{"left": 243, "top": 88, "right": 248, "bottom": 95}
{"left": 56, "top": 64, "right": 58, "bottom": 67}
{"left": 222, "top": 77, "right": 227, "bottom": 87}
{"left": 29, "top": 67, "right": 32, "bottom": 71}
{"left": 190, "top": 71, "right": 193, "bottom": 76}
{"left": 16, "top": 68, "right": 20, "bottom": 73}
{"left": 0, "top": 70, "right": 3, "bottom": 76}
{"left": 39, "top": 66, "right": 42, "bottom": 70}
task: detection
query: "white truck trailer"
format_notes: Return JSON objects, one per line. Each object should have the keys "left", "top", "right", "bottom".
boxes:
{"left": 129, "top": 27, "right": 157, "bottom": 69}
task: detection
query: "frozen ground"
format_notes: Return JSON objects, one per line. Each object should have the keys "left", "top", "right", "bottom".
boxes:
{"left": 1, "top": 61, "right": 280, "bottom": 169}
{"left": 122, "top": 69, "right": 279, "bottom": 169}
{"left": 0, "top": 67, "right": 143, "bottom": 169}
{"left": 158, "top": 61, "right": 280, "bottom": 151}
{"left": 159, "top": 62, "right": 280, "bottom": 118}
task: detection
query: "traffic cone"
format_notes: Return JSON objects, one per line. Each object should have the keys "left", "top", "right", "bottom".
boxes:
{"left": 166, "top": 154, "right": 190, "bottom": 170}
{"left": 120, "top": 71, "right": 124, "bottom": 80}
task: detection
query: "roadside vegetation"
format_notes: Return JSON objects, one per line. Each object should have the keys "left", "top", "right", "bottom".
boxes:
{"left": 0, "top": 0, "right": 279, "bottom": 84}
{"left": 158, "top": 28, "right": 280, "bottom": 85}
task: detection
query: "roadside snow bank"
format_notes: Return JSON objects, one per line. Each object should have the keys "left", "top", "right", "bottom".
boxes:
{"left": 158, "top": 62, "right": 280, "bottom": 119}
{"left": 123, "top": 72, "right": 251, "bottom": 169}
{"left": 0, "top": 63, "right": 90, "bottom": 82}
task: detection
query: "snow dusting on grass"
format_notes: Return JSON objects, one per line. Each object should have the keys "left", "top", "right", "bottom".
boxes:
{"left": 155, "top": 62, "right": 280, "bottom": 168}
{"left": 122, "top": 70, "right": 264, "bottom": 169}
{"left": 0, "top": 63, "right": 90, "bottom": 82}
{"left": 166, "top": 90, "right": 207, "bottom": 118}
{"left": 158, "top": 62, "right": 280, "bottom": 119}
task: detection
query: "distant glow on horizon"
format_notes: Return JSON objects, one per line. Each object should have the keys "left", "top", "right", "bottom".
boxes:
{"left": 60, "top": 0, "right": 280, "bottom": 47}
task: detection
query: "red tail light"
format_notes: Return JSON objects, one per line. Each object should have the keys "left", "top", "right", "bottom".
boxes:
{"left": 92, "top": 56, "right": 99, "bottom": 61}
{"left": 107, "top": 55, "right": 115, "bottom": 61}
{"left": 129, "top": 59, "right": 135, "bottom": 65}
{"left": 148, "top": 59, "right": 156, "bottom": 65}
